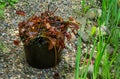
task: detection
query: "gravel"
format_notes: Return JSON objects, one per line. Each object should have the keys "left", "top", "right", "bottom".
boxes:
{"left": 0, "top": 0, "right": 100, "bottom": 79}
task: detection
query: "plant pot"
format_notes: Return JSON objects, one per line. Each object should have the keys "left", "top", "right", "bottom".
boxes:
{"left": 17, "top": 9, "right": 79, "bottom": 69}
{"left": 23, "top": 38, "right": 61, "bottom": 69}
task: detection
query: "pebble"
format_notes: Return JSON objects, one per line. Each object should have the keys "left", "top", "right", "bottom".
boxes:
{"left": 81, "top": 31, "right": 90, "bottom": 42}
{"left": 78, "top": 17, "right": 87, "bottom": 32}
{"left": 0, "top": 64, "right": 4, "bottom": 68}
{"left": 88, "top": 64, "right": 94, "bottom": 73}
{"left": 96, "top": 25, "right": 110, "bottom": 36}
{"left": 86, "top": 8, "right": 102, "bottom": 19}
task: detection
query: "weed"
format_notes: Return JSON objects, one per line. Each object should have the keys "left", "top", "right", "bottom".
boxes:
{"left": 75, "top": 0, "right": 120, "bottom": 79}
{"left": 0, "top": 0, "right": 19, "bottom": 18}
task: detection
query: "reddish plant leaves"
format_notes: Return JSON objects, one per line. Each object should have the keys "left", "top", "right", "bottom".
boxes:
{"left": 17, "top": 9, "right": 79, "bottom": 51}
{"left": 18, "top": 21, "right": 26, "bottom": 28}
{"left": 13, "top": 40, "right": 20, "bottom": 46}
{"left": 69, "top": 16, "right": 74, "bottom": 21}
{"left": 46, "top": 23, "right": 51, "bottom": 29}
{"left": 16, "top": 10, "right": 25, "bottom": 16}
{"left": 27, "top": 31, "right": 38, "bottom": 38}
{"left": 65, "top": 32, "right": 71, "bottom": 41}
{"left": 29, "top": 15, "right": 41, "bottom": 24}
{"left": 47, "top": 37, "right": 56, "bottom": 50}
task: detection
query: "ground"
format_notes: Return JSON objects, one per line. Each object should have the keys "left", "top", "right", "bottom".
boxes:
{"left": 0, "top": 0, "right": 102, "bottom": 79}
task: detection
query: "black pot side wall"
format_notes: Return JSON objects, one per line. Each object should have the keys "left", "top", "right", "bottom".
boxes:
{"left": 24, "top": 43, "right": 61, "bottom": 69}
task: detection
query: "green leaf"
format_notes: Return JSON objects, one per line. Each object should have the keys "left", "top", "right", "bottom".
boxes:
{"left": 119, "top": 31, "right": 120, "bottom": 38}
{"left": 0, "top": 3, "right": 6, "bottom": 9}
{"left": 0, "top": 9, "right": 4, "bottom": 18}
{"left": 9, "top": 0, "right": 19, "bottom": 7}
{"left": 0, "top": 0, "right": 5, "bottom": 3}
{"left": 0, "top": 43, "right": 3, "bottom": 50}
{"left": 11, "top": 0, "right": 19, "bottom": 3}
{"left": 90, "top": 26, "right": 97, "bottom": 36}
{"left": 9, "top": 1, "right": 14, "bottom": 6}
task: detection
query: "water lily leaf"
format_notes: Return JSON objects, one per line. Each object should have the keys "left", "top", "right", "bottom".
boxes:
{"left": 17, "top": 7, "right": 79, "bottom": 50}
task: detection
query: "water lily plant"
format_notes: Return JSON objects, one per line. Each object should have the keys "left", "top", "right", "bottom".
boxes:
{"left": 17, "top": 8, "right": 79, "bottom": 53}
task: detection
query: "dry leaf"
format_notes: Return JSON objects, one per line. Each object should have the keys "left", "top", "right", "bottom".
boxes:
{"left": 16, "top": 10, "right": 25, "bottom": 16}
{"left": 46, "top": 23, "right": 51, "bottom": 29}
{"left": 13, "top": 40, "right": 20, "bottom": 46}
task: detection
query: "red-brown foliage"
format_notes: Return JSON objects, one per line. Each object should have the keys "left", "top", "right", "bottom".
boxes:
{"left": 17, "top": 8, "right": 79, "bottom": 51}
{"left": 16, "top": 10, "right": 25, "bottom": 16}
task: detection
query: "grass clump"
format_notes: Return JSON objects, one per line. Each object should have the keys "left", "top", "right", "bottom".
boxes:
{"left": 75, "top": 0, "right": 120, "bottom": 79}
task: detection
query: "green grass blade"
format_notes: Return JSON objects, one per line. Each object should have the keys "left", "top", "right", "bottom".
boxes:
{"left": 75, "top": 36, "right": 82, "bottom": 79}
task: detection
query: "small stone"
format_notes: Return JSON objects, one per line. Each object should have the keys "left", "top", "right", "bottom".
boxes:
{"left": 0, "top": 71, "right": 4, "bottom": 74}
{"left": 0, "top": 64, "right": 4, "bottom": 68}
{"left": 81, "top": 31, "right": 90, "bottom": 42}
{"left": 97, "top": 9, "right": 102, "bottom": 17}
{"left": 2, "top": 46, "right": 10, "bottom": 53}
{"left": 27, "top": 75, "right": 30, "bottom": 77}
{"left": 86, "top": 8, "right": 97, "bottom": 19}
{"left": 83, "top": 43, "right": 86, "bottom": 47}
{"left": 70, "top": 33, "right": 76, "bottom": 42}
{"left": 18, "top": 75, "right": 21, "bottom": 78}
{"left": 86, "top": 8, "right": 102, "bottom": 19}
{"left": 74, "top": 41, "right": 78, "bottom": 46}
{"left": 8, "top": 74, "right": 13, "bottom": 77}
{"left": 77, "top": 17, "right": 87, "bottom": 32}
{"left": 66, "top": 73, "right": 74, "bottom": 79}
{"left": 88, "top": 64, "right": 94, "bottom": 73}
{"left": 96, "top": 25, "right": 110, "bottom": 36}
{"left": 90, "top": 44, "right": 93, "bottom": 48}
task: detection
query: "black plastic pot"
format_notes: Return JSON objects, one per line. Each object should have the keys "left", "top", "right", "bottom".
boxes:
{"left": 23, "top": 38, "right": 61, "bottom": 69}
